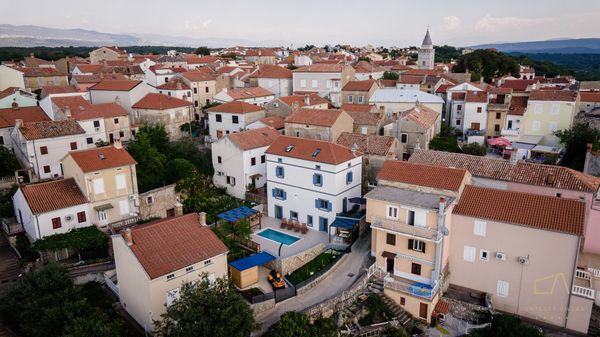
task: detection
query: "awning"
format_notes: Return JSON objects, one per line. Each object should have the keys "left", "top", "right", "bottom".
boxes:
{"left": 330, "top": 217, "right": 359, "bottom": 230}
{"left": 531, "top": 145, "right": 563, "bottom": 154}
{"left": 94, "top": 203, "right": 114, "bottom": 211}
{"left": 487, "top": 137, "right": 511, "bottom": 147}
{"left": 217, "top": 206, "right": 258, "bottom": 222}
{"left": 511, "top": 142, "right": 536, "bottom": 150}
{"left": 382, "top": 251, "right": 397, "bottom": 259}
{"left": 229, "top": 252, "right": 276, "bottom": 271}
{"left": 249, "top": 173, "right": 263, "bottom": 179}
{"left": 517, "top": 135, "right": 544, "bottom": 145}
{"left": 349, "top": 197, "right": 367, "bottom": 205}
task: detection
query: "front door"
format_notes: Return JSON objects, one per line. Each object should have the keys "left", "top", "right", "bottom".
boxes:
{"left": 471, "top": 122, "right": 480, "bottom": 131}
{"left": 109, "top": 133, "right": 114, "bottom": 144}
{"left": 98, "top": 210, "right": 109, "bottom": 225}
{"left": 419, "top": 303, "right": 428, "bottom": 320}
{"left": 319, "top": 217, "right": 328, "bottom": 232}
{"left": 507, "top": 120, "right": 513, "bottom": 129}
{"left": 343, "top": 197, "right": 348, "bottom": 213}
{"left": 386, "top": 257, "right": 395, "bottom": 274}
{"left": 274, "top": 205, "right": 283, "bottom": 219}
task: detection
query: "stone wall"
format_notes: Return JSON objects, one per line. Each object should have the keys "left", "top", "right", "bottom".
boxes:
{"left": 296, "top": 252, "right": 350, "bottom": 296}
{"left": 138, "top": 184, "right": 180, "bottom": 220}
{"left": 304, "top": 271, "right": 371, "bottom": 320}
{"left": 251, "top": 297, "right": 276, "bottom": 315}
{"left": 270, "top": 243, "right": 325, "bottom": 276}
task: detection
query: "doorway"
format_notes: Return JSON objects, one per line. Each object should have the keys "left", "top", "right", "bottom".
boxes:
{"left": 386, "top": 257, "right": 395, "bottom": 274}
{"left": 419, "top": 303, "right": 428, "bottom": 320}
{"left": 274, "top": 205, "right": 283, "bottom": 219}
{"left": 98, "top": 210, "right": 109, "bottom": 225}
{"left": 319, "top": 217, "right": 328, "bottom": 232}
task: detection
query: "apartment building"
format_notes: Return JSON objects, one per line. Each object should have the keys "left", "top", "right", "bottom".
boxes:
{"left": 292, "top": 64, "right": 356, "bottom": 107}
{"left": 248, "top": 65, "right": 293, "bottom": 98}
{"left": 0, "top": 106, "right": 50, "bottom": 150}
{"left": 264, "top": 94, "right": 329, "bottom": 118}
{"left": 89, "top": 80, "right": 153, "bottom": 115}
{"left": 341, "top": 79, "right": 380, "bottom": 105}
{"left": 206, "top": 101, "right": 266, "bottom": 141}
{"left": 522, "top": 90, "right": 579, "bottom": 146}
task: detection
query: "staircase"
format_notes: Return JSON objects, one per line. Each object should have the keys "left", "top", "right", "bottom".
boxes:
{"left": 0, "top": 234, "right": 22, "bottom": 295}
{"left": 588, "top": 305, "right": 600, "bottom": 336}
{"left": 378, "top": 292, "right": 415, "bottom": 329}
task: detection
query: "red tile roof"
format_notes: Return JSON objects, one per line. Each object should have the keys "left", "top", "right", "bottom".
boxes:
{"left": 378, "top": 79, "right": 398, "bottom": 88}
{"left": 132, "top": 93, "right": 192, "bottom": 110}
{"left": 336, "top": 132, "right": 396, "bottom": 156}
{"left": 206, "top": 101, "right": 264, "bottom": 114}
{"left": 89, "top": 80, "right": 143, "bottom": 91}
{"left": 19, "top": 120, "right": 85, "bottom": 140}
{"left": 227, "top": 127, "right": 281, "bottom": 150}
{"left": 378, "top": 160, "right": 468, "bottom": 192}
{"left": 294, "top": 64, "right": 345, "bottom": 73}
{"left": 0, "top": 106, "right": 49, "bottom": 128}
{"left": 465, "top": 90, "right": 488, "bottom": 103}
{"left": 402, "top": 69, "right": 443, "bottom": 76}
{"left": 75, "top": 64, "right": 105, "bottom": 74}
{"left": 342, "top": 79, "right": 376, "bottom": 92}
{"left": 52, "top": 96, "right": 106, "bottom": 120}
{"left": 398, "top": 75, "right": 425, "bottom": 85}
{"left": 341, "top": 104, "right": 376, "bottom": 113}
{"left": 42, "top": 85, "right": 79, "bottom": 95}
{"left": 68, "top": 145, "right": 136, "bottom": 172}
{"left": 103, "top": 46, "right": 127, "bottom": 55}
{"left": 436, "top": 84, "right": 452, "bottom": 94}
{"left": 125, "top": 213, "right": 228, "bottom": 279}
{"left": 20, "top": 178, "right": 87, "bottom": 214}
{"left": 20, "top": 67, "right": 66, "bottom": 77}
{"left": 156, "top": 78, "right": 190, "bottom": 90}
{"left": 92, "top": 103, "right": 129, "bottom": 117}
{"left": 508, "top": 96, "right": 528, "bottom": 116}
{"left": 278, "top": 94, "right": 328, "bottom": 107}
{"left": 398, "top": 105, "right": 439, "bottom": 129}
{"left": 227, "top": 87, "right": 274, "bottom": 100}
{"left": 501, "top": 79, "right": 537, "bottom": 92}
{"left": 71, "top": 74, "right": 127, "bottom": 84}
{"left": 266, "top": 135, "right": 360, "bottom": 165}
{"left": 347, "top": 111, "right": 384, "bottom": 126}
{"left": 259, "top": 116, "right": 285, "bottom": 129}
{"left": 0, "top": 87, "right": 20, "bottom": 100}
{"left": 285, "top": 108, "right": 344, "bottom": 127}
{"left": 181, "top": 71, "right": 217, "bottom": 82}
{"left": 249, "top": 65, "right": 292, "bottom": 79}
{"left": 453, "top": 185, "right": 585, "bottom": 236}
{"left": 529, "top": 90, "right": 578, "bottom": 102}
{"left": 580, "top": 92, "right": 600, "bottom": 103}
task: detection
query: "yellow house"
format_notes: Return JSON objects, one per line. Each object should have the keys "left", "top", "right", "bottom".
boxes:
{"left": 111, "top": 212, "right": 228, "bottom": 333}
{"left": 366, "top": 160, "right": 471, "bottom": 323}
{"left": 61, "top": 143, "right": 138, "bottom": 229}
{"left": 522, "top": 90, "right": 579, "bottom": 146}
{"left": 284, "top": 107, "right": 354, "bottom": 142}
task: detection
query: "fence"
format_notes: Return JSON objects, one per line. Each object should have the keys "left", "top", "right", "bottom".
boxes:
{"left": 107, "top": 216, "right": 141, "bottom": 234}
{"left": 294, "top": 249, "right": 349, "bottom": 291}
{"left": 245, "top": 290, "right": 275, "bottom": 304}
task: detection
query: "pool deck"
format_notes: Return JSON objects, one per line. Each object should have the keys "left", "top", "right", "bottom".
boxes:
{"left": 252, "top": 216, "right": 329, "bottom": 259}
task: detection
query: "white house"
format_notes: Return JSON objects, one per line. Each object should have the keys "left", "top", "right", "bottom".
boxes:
{"left": 49, "top": 95, "right": 109, "bottom": 148}
{"left": 369, "top": 89, "right": 444, "bottom": 116}
{"left": 0, "top": 65, "right": 25, "bottom": 91}
{"left": 249, "top": 65, "right": 293, "bottom": 98}
{"left": 156, "top": 78, "right": 193, "bottom": 101}
{"left": 12, "top": 178, "right": 90, "bottom": 241}
{"left": 206, "top": 101, "right": 266, "bottom": 141}
{"left": 0, "top": 106, "right": 50, "bottom": 150}
{"left": 265, "top": 136, "right": 362, "bottom": 233}
{"left": 89, "top": 80, "right": 153, "bottom": 115}
{"left": 213, "top": 87, "right": 275, "bottom": 106}
{"left": 445, "top": 82, "right": 486, "bottom": 130}
{"left": 456, "top": 91, "right": 489, "bottom": 133}
{"left": 0, "top": 87, "right": 37, "bottom": 109}
{"left": 212, "top": 127, "right": 281, "bottom": 199}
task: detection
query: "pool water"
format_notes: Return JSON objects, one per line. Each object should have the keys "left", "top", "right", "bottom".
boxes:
{"left": 257, "top": 228, "right": 300, "bottom": 246}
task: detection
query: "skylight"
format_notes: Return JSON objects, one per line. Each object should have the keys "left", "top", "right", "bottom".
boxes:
{"left": 285, "top": 145, "right": 294, "bottom": 152}
{"left": 312, "top": 148, "right": 321, "bottom": 157}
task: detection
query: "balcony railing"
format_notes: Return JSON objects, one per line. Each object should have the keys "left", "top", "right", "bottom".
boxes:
{"left": 368, "top": 264, "right": 438, "bottom": 300}
{"left": 488, "top": 103, "right": 510, "bottom": 110}
{"left": 501, "top": 128, "right": 520, "bottom": 137}
{"left": 572, "top": 285, "right": 595, "bottom": 300}
{"left": 371, "top": 216, "right": 441, "bottom": 240}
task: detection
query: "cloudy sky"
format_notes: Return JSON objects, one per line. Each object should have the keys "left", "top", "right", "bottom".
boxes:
{"left": 3, "top": 0, "right": 599, "bottom": 46}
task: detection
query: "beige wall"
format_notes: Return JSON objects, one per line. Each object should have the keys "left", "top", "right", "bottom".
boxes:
{"left": 138, "top": 184, "right": 180, "bottom": 220}
{"left": 385, "top": 287, "right": 439, "bottom": 322}
{"left": 341, "top": 85, "right": 378, "bottom": 105}
{"left": 104, "top": 115, "right": 132, "bottom": 142}
{"left": 134, "top": 105, "right": 193, "bottom": 141}
{"left": 284, "top": 111, "right": 353, "bottom": 142}
{"left": 90, "top": 48, "right": 127, "bottom": 65}
{"left": 25, "top": 75, "right": 68, "bottom": 91}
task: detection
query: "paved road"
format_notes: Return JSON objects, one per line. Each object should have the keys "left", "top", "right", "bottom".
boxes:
{"left": 254, "top": 231, "right": 372, "bottom": 334}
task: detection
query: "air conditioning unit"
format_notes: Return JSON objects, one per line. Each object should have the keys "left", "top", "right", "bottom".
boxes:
{"left": 495, "top": 252, "right": 507, "bottom": 261}
{"left": 95, "top": 127, "right": 101, "bottom": 132}
{"left": 65, "top": 214, "right": 73, "bottom": 221}
{"left": 518, "top": 256, "right": 529, "bottom": 265}
{"left": 129, "top": 194, "right": 138, "bottom": 201}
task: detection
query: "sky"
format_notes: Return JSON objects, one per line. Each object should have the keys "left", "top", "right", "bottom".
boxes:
{"left": 2, "top": 0, "right": 600, "bottom": 47}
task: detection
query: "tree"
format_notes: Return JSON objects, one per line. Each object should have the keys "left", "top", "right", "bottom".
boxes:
{"left": 286, "top": 63, "right": 298, "bottom": 70}
{"left": 382, "top": 71, "right": 399, "bottom": 81}
{"left": 127, "top": 130, "right": 167, "bottom": 192}
{"left": 429, "top": 135, "right": 459, "bottom": 153}
{"left": 164, "top": 158, "right": 195, "bottom": 184}
{"left": 175, "top": 168, "right": 212, "bottom": 213}
{"left": 461, "top": 142, "right": 487, "bottom": 156}
{"left": 137, "top": 123, "right": 170, "bottom": 153}
{"left": 0, "top": 146, "right": 19, "bottom": 177}
{"left": 94, "top": 139, "right": 110, "bottom": 148}
{"left": 0, "top": 184, "right": 17, "bottom": 218}
{"left": 154, "top": 276, "right": 256, "bottom": 337}
{"left": 194, "top": 46, "right": 210, "bottom": 56}
{"left": 555, "top": 122, "right": 600, "bottom": 171}
{"left": 166, "top": 141, "right": 214, "bottom": 176}
{"left": 265, "top": 311, "right": 310, "bottom": 337}
{"left": 453, "top": 49, "right": 519, "bottom": 83}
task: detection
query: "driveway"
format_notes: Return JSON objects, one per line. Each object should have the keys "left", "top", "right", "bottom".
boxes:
{"left": 254, "top": 230, "right": 372, "bottom": 334}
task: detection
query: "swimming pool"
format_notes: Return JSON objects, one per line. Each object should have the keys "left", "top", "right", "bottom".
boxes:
{"left": 257, "top": 228, "right": 301, "bottom": 246}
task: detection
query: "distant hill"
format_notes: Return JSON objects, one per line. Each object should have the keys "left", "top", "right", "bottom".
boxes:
{"left": 470, "top": 38, "right": 600, "bottom": 54}
{"left": 0, "top": 24, "right": 288, "bottom": 48}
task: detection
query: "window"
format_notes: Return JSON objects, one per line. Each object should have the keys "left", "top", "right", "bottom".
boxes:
{"left": 456, "top": 104, "right": 462, "bottom": 111}
{"left": 480, "top": 249, "right": 489, "bottom": 261}
{"left": 290, "top": 211, "right": 298, "bottom": 220}
{"left": 400, "top": 297, "right": 406, "bottom": 306}
{"left": 295, "top": 131, "right": 301, "bottom": 137}
{"left": 386, "top": 233, "right": 396, "bottom": 246}
{"left": 307, "top": 215, "right": 313, "bottom": 227}
{"left": 300, "top": 79, "right": 306, "bottom": 88}
{"left": 205, "top": 87, "right": 209, "bottom": 93}
{"left": 119, "top": 131, "right": 124, "bottom": 138}
{"left": 495, "top": 112, "right": 501, "bottom": 119}
{"left": 119, "top": 200, "right": 130, "bottom": 215}
{"left": 186, "top": 266, "right": 194, "bottom": 273}
{"left": 147, "top": 196, "right": 154, "bottom": 204}
{"left": 232, "top": 115, "right": 239, "bottom": 124}
{"left": 400, "top": 134, "right": 408, "bottom": 143}
{"left": 93, "top": 120, "right": 100, "bottom": 128}
{"left": 408, "top": 239, "right": 426, "bottom": 253}
{"left": 315, "top": 199, "right": 331, "bottom": 211}
{"left": 217, "top": 156, "right": 222, "bottom": 164}
{"left": 40, "top": 146, "right": 48, "bottom": 155}
{"left": 411, "top": 263, "right": 422, "bottom": 275}
{"left": 77, "top": 211, "right": 86, "bottom": 223}
{"left": 313, "top": 173, "right": 323, "bottom": 186}
{"left": 195, "top": 100, "right": 199, "bottom": 107}
{"left": 474, "top": 220, "right": 486, "bottom": 237}
{"left": 326, "top": 80, "right": 332, "bottom": 88}
{"left": 194, "top": 87, "right": 198, "bottom": 94}
{"left": 43, "top": 165, "right": 51, "bottom": 173}
{"left": 311, "top": 79, "right": 318, "bottom": 88}
{"left": 93, "top": 178, "right": 105, "bottom": 194}
{"left": 204, "top": 259, "right": 212, "bottom": 266}
{"left": 494, "top": 124, "right": 500, "bottom": 132}
{"left": 386, "top": 205, "right": 398, "bottom": 220}
{"left": 347, "top": 95, "right": 353, "bottom": 103}
{"left": 476, "top": 107, "right": 482, "bottom": 113}
{"left": 272, "top": 188, "right": 286, "bottom": 200}
{"left": 463, "top": 245, "right": 476, "bottom": 262}
{"left": 407, "top": 210, "right": 415, "bottom": 226}
{"left": 215, "top": 114, "right": 222, "bottom": 122}
{"left": 534, "top": 104, "right": 542, "bottom": 114}
{"left": 116, "top": 173, "right": 127, "bottom": 190}
{"left": 497, "top": 280, "right": 509, "bottom": 297}
{"left": 86, "top": 137, "right": 93, "bottom": 144}
{"left": 548, "top": 122, "right": 557, "bottom": 133}
{"left": 0, "top": 136, "right": 3, "bottom": 145}
{"left": 358, "top": 96, "right": 364, "bottom": 104}
{"left": 532, "top": 120, "right": 541, "bottom": 131}
{"left": 551, "top": 104, "right": 560, "bottom": 115}
{"left": 166, "top": 274, "right": 175, "bottom": 281}
{"left": 456, "top": 119, "right": 461, "bottom": 126}
{"left": 261, "top": 155, "right": 266, "bottom": 163}
{"left": 361, "top": 126, "right": 368, "bottom": 134}
{"left": 114, "top": 118, "right": 119, "bottom": 124}
{"left": 346, "top": 171, "right": 353, "bottom": 184}
{"left": 275, "top": 166, "right": 284, "bottom": 178}
{"left": 226, "top": 176, "right": 236, "bottom": 186}
{"left": 51, "top": 217, "right": 62, "bottom": 229}
{"left": 250, "top": 157, "right": 256, "bottom": 166}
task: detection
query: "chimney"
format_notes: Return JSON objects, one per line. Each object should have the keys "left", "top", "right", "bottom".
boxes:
{"left": 546, "top": 173, "right": 555, "bottom": 186}
{"left": 379, "top": 106, "right": 384, "bottom": 113}
{"left": 64, "top": 106, "right": 72, "bottom": 119}
{"left": 113, "top": 139, "right": 123, "bottom": 149}
{"left": 174, "top": 202, "right": 183, "bottom": 216}
{"left": 199, "top": 211, "right": 207, "bottom": 226}
{"left": 124, "top": 228, "right": 133, "bottom": 246}
{"left": 303, "top": 94, "right": 310, "bottom": 106}
{"left": 11, "top": 100, "right": 19, "bottom": 110}
{"left": 291, "top": 101, "right": 300, "bottom": 111}
{"left": 15, "top": 119, "right": 23, "bottom": 129}
{"left": 114, "top": 96, "right": 121, "bottom": 105}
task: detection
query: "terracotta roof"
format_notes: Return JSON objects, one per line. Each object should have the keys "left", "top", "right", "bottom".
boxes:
{"left": 0, "top": 106, "right": 49, "bottom": 128}
{"left": 489, "top": 87, "right": 513, "bottom": 95}
{"left": 19, "top": 120, "right": 85, "bottom": 140}
{"left": 185, "top": 56, "right": 222, "bottom": 64}
{"left": 102, "top": 46, "right": 127, "bottom": 55}
{"left": 20, "top": 67, "right": 66, "bottom": 77}
{"left": 19, "top": 178, "right": 87, "bottom": 214}
{"left": 409, "top": 150, "right": 600, "bottom": 193}
{"left": 529, "top": 90, "right": 578, "bottom": 102}
{"left": 132, "top": 93, "right": 192, "bottom": 110}
{"left": 294, "top": 64, "right": 345, "bottom": 73}
{"left": 216, "top": 66, "right": 239, "bottom": 74}
{"left": 266, "top": 135, "right": 360, "bottom": 165}
{"left": 285, "top": 108, "right": 343, "bottom": 127}
{"left": 378, "top": 160, "right": 468, "bottom": 192}
{"left": 103, "top": 60, "right": 131, "bottom": 67}
{"left": 125, "top": 213, "right": 228, "bottom": 279}
{"left": 342, "top": 79, "right": 376, "bottom": 92}
{"left": 336, "top": 132, "right": 396, "bottom": 156}
{"left": 399, "top": 105, "right": 439, "bottom": 129}
{"left": 244, "top": 48, "right": 277, "bottom": 57}
{"left": 354, "top": 61, "right": 384, "bottom": 73}
{"left": 227, "top": 87, "right": 274, "bottom": 100}
{"left": 398, "top": 75, "right": 424, "bottom": 85}
{"left": 206, "top": 101, "right": 264, "bottom": 114}
{"left": 580, "top": 92, "right": 600, "bottom": 103}
{"left": 42, "top": 85, "right": 79, "bottom": 95}
{"left": 279, "top": 94, "right": 328, "bottom": 107}
{"left": 92, "top": 103, "right": 129, "bottom": 117}
{"left": 75, "top": 64, "right": 105, "bottom": 74}
{"left": 249, "top": 65, "right": 292, "bottom": 79}
{"left": 453, "top": 186, "right": 585, "bottom": 236}
{"left": 227, "top": 127, "right": 280, "bottom": 150}
{"left": 434, "top": 300, "right": 450, "bottom": 315}
{"left": 508, "top": 96, "right": 528, "bottom": 116}
{"left": 501, "top": 79, "right": 537, "bottom": 91}
{"left": 68, "top": 145, "right": 136, "bottom": 172}
{"left": 157, "top": 78, "right": 190, "bottom": 90}
{"left": 71, "top": 74, "right": 127, "bottom": 84}
{"left": 347, "top": 111, "right": 383, "bottom": 126}
{"left": 180, "top": 71, "right": 217, "bottom": 82}
{"left": 258, "top": 116, "right": 285, "bottom": 129}
{"left": 341, "top": 104, "right": 376, "bottom": 113}
{"left": 52, "top": 96, "right": 107, "bottom": 120}
{"left": 464, "top": 90, "right": 488, "bottom": 103}
{"left": 436, "top": 84, "right": 452, "bottom": 94}
{"left": 89, "top": 80, "right": 143, "bottom": 91}
{"left": 402, "top": 69, "right": 443, "bottom": 76}
{"left": 0, "top": 87, "right": 21, "bottom": 100}
{"left": 379, "top": 79, "right": 398, "bottom": 88}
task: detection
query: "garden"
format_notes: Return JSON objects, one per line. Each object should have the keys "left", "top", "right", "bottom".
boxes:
{"left": 286, "top": 249, "right": 344, "bottom": 286}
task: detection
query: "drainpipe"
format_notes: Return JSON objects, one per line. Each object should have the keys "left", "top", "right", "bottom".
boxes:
{"left": 432, "top": 197, "right": 447, "bottom": 287}
{"left": 564, "top": 235, "right": 581, "bottom": 329}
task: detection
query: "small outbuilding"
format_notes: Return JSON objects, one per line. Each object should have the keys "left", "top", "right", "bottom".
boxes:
{"left": 229, "top": 251, "right": 276, "bottom": 289}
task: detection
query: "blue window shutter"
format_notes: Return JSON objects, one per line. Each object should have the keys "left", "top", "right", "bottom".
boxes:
{"left": 347, "top": 171, "right": 353, "bottom": 184}
{"left": 313, "top": 174, "right": 317, "bottom": 185}
{"left": 281, "top": 167, "right": 284, "bottom": 178}
{"left": 315, "top": 199, "right": 319, "bottom": 209}
{"left": 272, "top": 188, "right": 276, "bottom": 198}
{"left": 282, "top": 191, "right": 287, "bottom": 200}
{"left": 327, "top": 200, "right": 332, "bottom": 212}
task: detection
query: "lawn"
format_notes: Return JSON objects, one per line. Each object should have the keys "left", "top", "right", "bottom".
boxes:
{"left": 286, "top": 249, "right": 344, "bottom": 286}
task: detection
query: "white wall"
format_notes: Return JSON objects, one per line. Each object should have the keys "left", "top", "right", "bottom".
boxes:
{"left": 0, "top": 66, "right": 25, "bottom": 91}
{"left": 462, "top": 103, "right": 488, "bottom": 133}
{"left": 89, "top": 83, "right": 153, "bottom": 115}
{"left": 257, "top": 78, "right": 292, "bottom": 98}
{"left": 207, "top": 110, "right": 265, "bottom": 140}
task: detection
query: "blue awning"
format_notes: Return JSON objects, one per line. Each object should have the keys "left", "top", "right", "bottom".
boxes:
{"left": 330, "top": 217, "right": 359, "bottom": 230}
{"left": 229, "top": 252, "right": 276, "bottom": 271}
{"left": 217, "top": 206, "right": 258, "bottom": 222}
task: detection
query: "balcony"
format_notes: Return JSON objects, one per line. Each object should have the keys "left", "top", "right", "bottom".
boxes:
{"left": 368, "top": 264, "right": 439, "bottom": 300}
{"left": 371, "top": 216, "right": 441, "bottom": 240}
{"left": 501, "top": 128, "right": 520, "bottom": 137}
{"left": 573, "top": 269, "right": 596, "bottom": 300}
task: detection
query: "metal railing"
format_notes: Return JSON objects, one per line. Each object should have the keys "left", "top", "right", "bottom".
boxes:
{"left": 576, "top": 269, "right": 592, "bottom": 281}
{"left": 371, "top": 217, "right": 441, "bottom": 240}
{"left": 368, "top": 264, "right": 438, "bottom": 300}
{"left": 588, "top": 267, "right": 600, "bottom": 278}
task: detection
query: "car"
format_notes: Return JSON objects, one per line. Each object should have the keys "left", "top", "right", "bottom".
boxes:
{"left": 267, "top": 269, "right": 285, "bottom": 289}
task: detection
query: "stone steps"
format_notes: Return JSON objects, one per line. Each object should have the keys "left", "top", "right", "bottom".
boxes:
{"left": 378, "top": 293, "right": 414, "bottom": 328}
{"left": 588, "top": 305, "right": 600, "bottom": 336}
